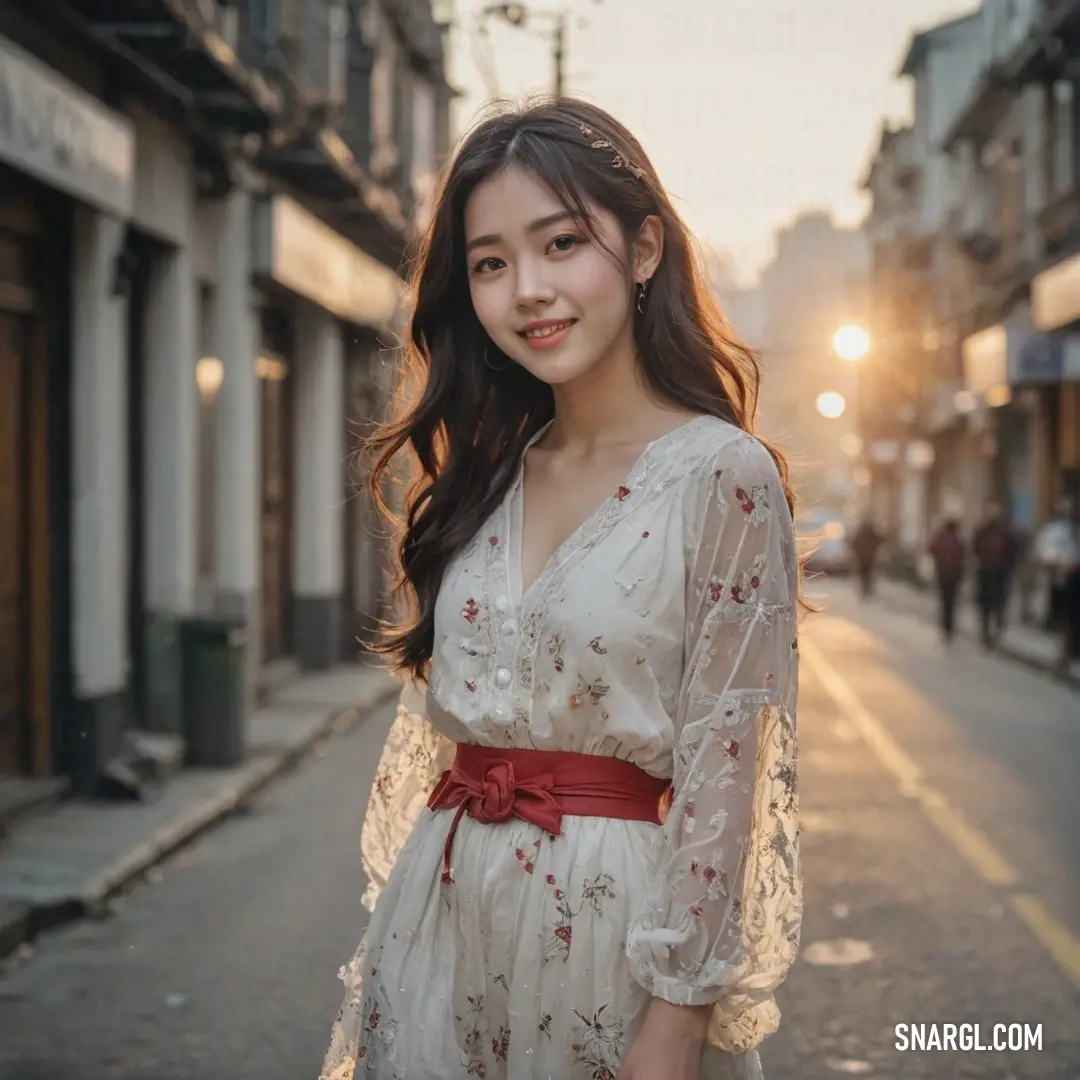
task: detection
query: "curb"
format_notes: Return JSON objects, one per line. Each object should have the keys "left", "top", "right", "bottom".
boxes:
{"left": 0, "top": 678, "right": 399, "bottom": 961}
{"left": 0, "top": 903, "right": 30, "bottom": 960}
{"left": 992, "top": 639, "right": 1080, "bottom": 689}
{"left": 877, "top": 585, "right": 1080, "bottom": 690}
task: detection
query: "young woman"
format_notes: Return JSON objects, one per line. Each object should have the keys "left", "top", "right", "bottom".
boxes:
{"left": 322, "top": 97, "right": 802, "bottom": 1080}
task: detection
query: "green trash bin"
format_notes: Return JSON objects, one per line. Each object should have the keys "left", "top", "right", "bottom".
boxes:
{"left": 180, "top": 616, "right": 247, "bottom": 767}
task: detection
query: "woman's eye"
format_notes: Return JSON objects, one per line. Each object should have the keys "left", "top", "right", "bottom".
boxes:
{"left": 472, "top": 256, "right": 504, "bottom": 274}
{"left": 549, "top": 234, "right": 583, "bottom": 253}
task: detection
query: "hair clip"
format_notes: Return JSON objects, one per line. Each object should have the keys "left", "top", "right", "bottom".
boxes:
{"left": 579, "top": 122, "right": 645, "bottom": 179}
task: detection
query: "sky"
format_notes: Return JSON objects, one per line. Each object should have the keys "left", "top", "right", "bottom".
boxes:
{"left": 444, "top": 0, "right": 978, "bottom": 286}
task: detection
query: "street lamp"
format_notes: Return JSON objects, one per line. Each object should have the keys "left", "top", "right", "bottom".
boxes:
{"left": 485, "top": 2, "right": 527, "bottom": 24}
{"left": 832, "top": 323, "right": 870, "bottom": 362}
{"left": 816, "top": 391, "right": 847, "bottom": 419}
{"left": 840, "top": 432, "right": 863, "bottom": 458}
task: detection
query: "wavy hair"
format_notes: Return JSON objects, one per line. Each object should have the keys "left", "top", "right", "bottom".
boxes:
{"left": 366, "top": 96, "right": 800, "bottom": 680}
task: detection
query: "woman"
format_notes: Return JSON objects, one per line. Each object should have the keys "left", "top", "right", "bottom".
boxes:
{"left": 322, "top": 97, "right": 802, "bottom": 1080}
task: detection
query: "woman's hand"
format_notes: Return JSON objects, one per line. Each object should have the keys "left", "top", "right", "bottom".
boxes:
{"left": 617, "top": 998, "right": 710, "bottom": 1080}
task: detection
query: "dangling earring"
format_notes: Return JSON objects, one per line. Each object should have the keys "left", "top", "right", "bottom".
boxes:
{"left": 483, "top": 345, "right": 508, "bottom": 371}
{"left": 636, "top": 280, "right": 648, "bottom": 314}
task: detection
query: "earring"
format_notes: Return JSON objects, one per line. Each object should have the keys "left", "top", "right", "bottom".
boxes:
{"left": 636, "top": 280, "right": 648, "bottom": 314}
{"left": 483, "top": 345, "right": 508, "bottom": 371}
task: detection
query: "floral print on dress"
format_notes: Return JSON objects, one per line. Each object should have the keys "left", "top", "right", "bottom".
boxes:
{"left": 734, "top": 482, "right": 770, "bottom": 526}
{"left": 570, "top": 1004, "right": 625, "bottom": 1080}
{"left": 569, "top": 674, "right": 610, "bottom": 709}
{"left": 547, "top": 633, "right": 566, "bottom": 672}
{"left": 516, "top": 839, "right": 541, "bottom": 874}
{"left": 353, "top": 972, "right": 399, "bottom": 1077}
{"left": 458, "top": 991, "right": 489, "bottom": 1077}
{"left": 543, "top": 871, "right": 617, "bottom": 963}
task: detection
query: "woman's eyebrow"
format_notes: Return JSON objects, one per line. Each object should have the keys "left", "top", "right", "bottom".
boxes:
{"left": 465, "top": 210, "right": 576, "bottom": 254}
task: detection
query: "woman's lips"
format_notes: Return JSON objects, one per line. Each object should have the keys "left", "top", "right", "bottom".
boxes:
{"left": 519, "top": 319, "right": 576, "bottom": 350}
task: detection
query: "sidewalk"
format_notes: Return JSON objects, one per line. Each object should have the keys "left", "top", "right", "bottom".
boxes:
{"left": 873, "top": 577, "right": 1080, "bottom": 688}
{"left": 0, "top": 663, "right": 398, "bottom": 961}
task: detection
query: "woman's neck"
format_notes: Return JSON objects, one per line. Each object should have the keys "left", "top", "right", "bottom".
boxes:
{"left": 543, "top": 335, "right": 695, "bottom": 452}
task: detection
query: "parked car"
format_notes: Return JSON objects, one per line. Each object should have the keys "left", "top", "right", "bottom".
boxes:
{"left": 799, "top": 516, "right": 853, "bottom": 576}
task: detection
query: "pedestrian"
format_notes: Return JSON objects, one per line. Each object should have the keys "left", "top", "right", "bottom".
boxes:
{"left": 321, "top": 99, "right": 801, "bottom": 1080}
{"left": 928, "top": 519, "right": 965, "bottom": 642}
{"left": 1050, "top": 497, "right": 1080, "bottom": 669}
{"left": 972, "top": 500, "right": 1019, "bottom": 649}
{"left": 850, "top": 517, "right": 883, "bottom": 598}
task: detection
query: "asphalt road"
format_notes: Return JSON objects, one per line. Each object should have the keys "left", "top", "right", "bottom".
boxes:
{"left": 1, "top": 581, "right": 1078, "bottom": 1080}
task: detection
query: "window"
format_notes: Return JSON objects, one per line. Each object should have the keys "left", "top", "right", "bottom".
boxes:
{"left": 1049, "top": 80, "right": 1076, "bottom": 197}
{"left": 371, "top": 31, "right": 396, "bottom": 150}
{"left": 240, "top": 0, "right": 283, "bottom": 65}
{"left": 410, "top": 77, "right": 437, "bottom": 196}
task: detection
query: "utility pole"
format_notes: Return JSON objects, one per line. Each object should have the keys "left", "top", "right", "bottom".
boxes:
{"left": 478, "top": 2, "right": 598, "bottom": 99}
{"left": 553, "top": 9, "right": 565, "bottom": 96}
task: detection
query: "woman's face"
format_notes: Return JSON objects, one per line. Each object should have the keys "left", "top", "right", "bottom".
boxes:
{"left": 463, "top": 166, "right": 638, "bottom": 387}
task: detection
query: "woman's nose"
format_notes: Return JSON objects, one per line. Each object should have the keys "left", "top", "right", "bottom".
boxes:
{"left": 514, "top": 263, "right": 556, "bottom": 308}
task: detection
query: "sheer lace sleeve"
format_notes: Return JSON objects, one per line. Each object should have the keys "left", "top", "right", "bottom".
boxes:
{"left": 360, "top": 678, "right": 456, "bottom": 911}
{"left": 626, "top": 433, "right": 801, "bottom": 1053}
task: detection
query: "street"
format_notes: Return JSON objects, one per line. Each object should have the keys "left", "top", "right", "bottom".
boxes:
{"left": 1, "top": 583, "right": 1079, "bottom": 1080}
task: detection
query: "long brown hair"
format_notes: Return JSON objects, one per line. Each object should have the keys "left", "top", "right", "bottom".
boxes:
{"left": 367, "top": 96, "right": 799, "bottom": 680}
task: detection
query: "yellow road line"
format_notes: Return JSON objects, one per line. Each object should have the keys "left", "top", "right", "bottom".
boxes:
{"left": 1010, "top": 894, "right": 1080, "bottom": 990}
{"left": 801, "top": 635, "right": 1080, "bottom": 991}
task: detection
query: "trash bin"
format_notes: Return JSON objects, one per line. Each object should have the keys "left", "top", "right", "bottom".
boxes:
{"left": 180, "top": 615, "right": 247, "bottom": 767}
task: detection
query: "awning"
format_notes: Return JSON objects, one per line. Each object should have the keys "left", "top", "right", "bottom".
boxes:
{"left": 0, "top": 31, "right": 135, "bottom": 217}
{"left": 54, "top": 0, "right": 282, "bottom": 130}
{"left": 1002, "top": 1, "right": 1080, "bottom": 86}
{"left": 253, "top": 195, "right": 406, "bottom": 332}
{"left": 258, "top": 128, "right": 411, "bottom": 267}
{"left": 941, "top": 66, "right": 1014, "bottom": 152}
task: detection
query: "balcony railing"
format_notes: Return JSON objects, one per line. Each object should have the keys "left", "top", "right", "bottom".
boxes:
{"left": 1038, "top": 184, "right": 1080, "bottom": 254}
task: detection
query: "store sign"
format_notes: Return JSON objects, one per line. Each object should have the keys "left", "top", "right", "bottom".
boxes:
{"left": 1032, "top": 251, "right": 1080, "bottom": 332}
{"left": 1012, "top": 333, "right": 1063, "bottom": 383}
{"left": 255, "top": 196, "right": 404, "bottom": 329}
{"left": 961, "top": 324, "right": 1008, "bottom": 396}
{"left": 0, "top": 34, "right": 134, "bottom": 217}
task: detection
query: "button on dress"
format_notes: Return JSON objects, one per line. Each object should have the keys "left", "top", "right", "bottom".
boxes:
{"left": 322, "top": 416, "right": 801, "bottom": 1080}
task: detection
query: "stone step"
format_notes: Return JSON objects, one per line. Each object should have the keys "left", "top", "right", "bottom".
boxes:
{"left": 0, "top": 777, "right": 71, "bottom": 844}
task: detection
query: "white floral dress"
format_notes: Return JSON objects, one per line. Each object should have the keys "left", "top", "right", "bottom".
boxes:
{"left": 322, "top": 415, "right": 801, "bottom": 1080}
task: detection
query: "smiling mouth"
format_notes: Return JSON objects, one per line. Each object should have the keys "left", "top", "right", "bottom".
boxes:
{"left": 519, "top": 319, "right": 576, "bottom": 340}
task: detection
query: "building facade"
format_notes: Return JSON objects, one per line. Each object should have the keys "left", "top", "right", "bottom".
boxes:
{"left": 860, "top": 11, "right": 986, "bottom": 556}
{"left": 860, "top": 0, "right": 1080, "bottom": 561}
{"left": 0, "top": 0, "right": 452, "bottom": 796}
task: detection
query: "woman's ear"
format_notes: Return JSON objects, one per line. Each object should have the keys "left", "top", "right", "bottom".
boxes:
{"left": 632, "top": 215, "right": 664, "bottom": 283}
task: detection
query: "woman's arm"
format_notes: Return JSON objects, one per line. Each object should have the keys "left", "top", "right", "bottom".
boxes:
{"left": 360, "top": 677, "right": 455, "bottom": 910}
{"left": 624, "top": 433, "right": 801, "bottom": 1065}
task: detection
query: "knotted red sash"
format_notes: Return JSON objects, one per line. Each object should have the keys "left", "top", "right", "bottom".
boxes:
{"left": 427, "top": 743, "right": 672, "bottom": 884}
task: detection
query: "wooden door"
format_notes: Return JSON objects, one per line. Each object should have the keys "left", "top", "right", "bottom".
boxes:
{"left": 0, "top": 313, "right": 27, "bottom": 776}
{"left": 260, "top": 360, "right": 292, "bottom": 661}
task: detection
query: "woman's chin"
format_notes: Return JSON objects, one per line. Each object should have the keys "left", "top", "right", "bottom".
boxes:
{"left": 513, "top": 351, "right": 601, "bottom": 387}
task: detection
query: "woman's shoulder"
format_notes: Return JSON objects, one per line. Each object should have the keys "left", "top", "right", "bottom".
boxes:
{"left": 681, "top": 416, "right": 781, "bottom": 483}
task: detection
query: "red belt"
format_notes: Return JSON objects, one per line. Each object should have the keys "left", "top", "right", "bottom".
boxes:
{"left": 427, "top": 743, "right": 673, "bottom": 884}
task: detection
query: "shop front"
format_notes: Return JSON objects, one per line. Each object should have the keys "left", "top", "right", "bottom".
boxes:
{"left": 253, "top": 195, "right": 404, "bottom": 671}
{"left": 1032, "top": 251, "right": 1080, "bottom": 509}
{"left": 959, "top": 303, "right": 1078, "bottom": 531}
{"left": 0, "top": 33, "right": 135, "bottom": 784}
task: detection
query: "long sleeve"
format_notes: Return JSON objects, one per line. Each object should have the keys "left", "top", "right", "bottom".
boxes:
{"left": 324, "top": 680, "right": 455, "bottom": 1080}
{"left": 360, "top": 678, "right": 456, "bottom": 911}
{"left": 625, "top": 434, "right": 801, "bottom": 1053}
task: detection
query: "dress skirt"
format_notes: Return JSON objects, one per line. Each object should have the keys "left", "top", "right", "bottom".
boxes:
{"left": 321, "top": 806, "right": 764, "bottom": 1080}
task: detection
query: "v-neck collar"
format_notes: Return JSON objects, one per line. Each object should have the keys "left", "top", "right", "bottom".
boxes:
{"left": 507, "top": 414, "right": 710, "bottom": 604}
